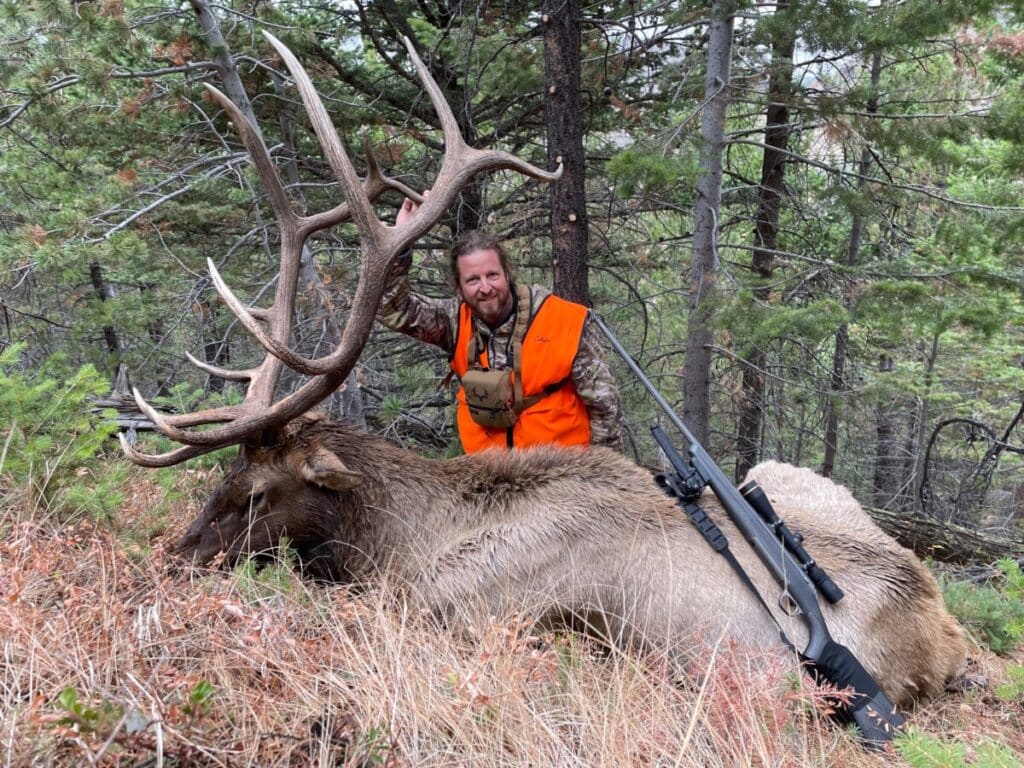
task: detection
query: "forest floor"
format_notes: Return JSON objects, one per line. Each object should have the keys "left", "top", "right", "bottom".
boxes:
{"left": 1, "top": 469, "right": 1022, "bottom": 767}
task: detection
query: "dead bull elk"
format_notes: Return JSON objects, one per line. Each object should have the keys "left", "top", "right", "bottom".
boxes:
{"left": 121, "top": 33, "right": 966, "bottom": 714}
{"left": 176, "top": 415, "right": 966, "bottom": 709}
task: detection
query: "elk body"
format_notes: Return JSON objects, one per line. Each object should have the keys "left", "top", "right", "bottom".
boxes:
{"left": 176, "top": 415, "right": 967, "bottom": 709}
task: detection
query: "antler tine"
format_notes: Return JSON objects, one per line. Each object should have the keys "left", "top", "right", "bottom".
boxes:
{"left": 361, "top": 133, "right": 423, "bottom": 203}
{"left": 207, "top": 256, "right": 323, "bottom": 375}
{"left": 202, "top": 83, "right": 296, "bottom": 227}
{"left": 211, "top": 257, "right": 378, "bottom": 377}
{"left": 263, "top": 32, "right": 382, "bottom": 246}
{"left": 303, "top": 137, "right": 422, "bottom": 235}
{"left": 185, "top": 351, "right": 254, "bottom": 382}
{"left": 130, "top": 386, "right": 240, "bottom": 430}
{"left": 119, "top": 433, "right": 224, "bottom": 468}
{"left": 400, "top": 38, "right": 461, "bottom": 151}
{"left": 378, "top": 175, "right": 423, "bottom": 203}
{"left": 400, "top": 36, "right": 563, "bottom": 191}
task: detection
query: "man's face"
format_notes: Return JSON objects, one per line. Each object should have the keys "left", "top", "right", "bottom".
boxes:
{"left": 455, "top": 248, "right": 513, "bottom": 327}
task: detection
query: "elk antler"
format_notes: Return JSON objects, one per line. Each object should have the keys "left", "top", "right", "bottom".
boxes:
{"left": 122, "top": 32, "right": 561, "bottom": 467}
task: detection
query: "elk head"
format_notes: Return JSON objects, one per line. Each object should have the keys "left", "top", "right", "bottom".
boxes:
{"left": 120, "top": 32, "right": 561, "bottom": 470}
{"left": 173, "top": 414, "right": 365, "bottom": 577}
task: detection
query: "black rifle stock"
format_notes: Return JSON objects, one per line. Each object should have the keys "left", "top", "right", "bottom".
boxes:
{"left": 592, "top": 314, "right": 905, "bottom": 746}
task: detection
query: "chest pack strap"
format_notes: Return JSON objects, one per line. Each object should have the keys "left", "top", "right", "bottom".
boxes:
{"left": 509, "top": 283, "right": 532, "bottom": 409}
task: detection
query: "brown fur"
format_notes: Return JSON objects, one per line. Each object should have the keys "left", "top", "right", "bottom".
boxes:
{"left": 177, "top": 416, "right": 966, "bottom": 707}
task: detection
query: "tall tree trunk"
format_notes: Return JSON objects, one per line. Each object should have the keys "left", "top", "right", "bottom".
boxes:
{"left": 736, "top": 0, "right": 795, "bottom": 481}
{"left": 189, "top": 0, "right": 256, "bottom": 124}
{"left": 821, "top": 324, "right": 849, "bottom": 477}
{"left": 683, "top": 0, "right": 735, "bottom": 446}
{"left": 908, "top": 332, "right": 941, "bottom": 511}
{"left": 453, "top": 178, "right": 485, "bottom": 236}
{"left": 821, "top": 48, "right": 882, "bottom": 477}
{"left": 872, "top": 353, "right": 901, "bottom": 507}
{"left": 199, "top": 300, "right": 228, "bottom": 395}
{"left": 88, "top": 260, "right": 121, "bottom": 366}
{"left": 139, "top": 283, "right": 170, "bottom": 397}
{"left": 543, "top": 0, "right": 590, "bottom": 305}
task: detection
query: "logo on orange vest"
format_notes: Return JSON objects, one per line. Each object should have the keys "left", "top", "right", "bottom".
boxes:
{"left": 534, "top": 335, "right": 552, "bottom": 342}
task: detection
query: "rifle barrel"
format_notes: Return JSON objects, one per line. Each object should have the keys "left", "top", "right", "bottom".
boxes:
{"left": 592, "top": 313, "right": 697, "bottom": 445}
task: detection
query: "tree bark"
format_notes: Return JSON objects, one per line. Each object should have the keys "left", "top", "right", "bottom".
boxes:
{"left": 199, "top": 299, "right": 228, "bottom": 395}
{"left": 543, "top": 0, "right": 590, "bottom": 305}
{"left": 821, "top": 324, "right": 849, "bottom": 477}
{"left": 189, "top": 0, "right": 258, "bottom": 127}
{"left": 683, "top": 0, "right": 734, "bottom": 446}
{"left": 736, "top": 0, "right": 794, "bottom": 481}
{"left": 907, "top": 331, "right": 941, "bottom": 511}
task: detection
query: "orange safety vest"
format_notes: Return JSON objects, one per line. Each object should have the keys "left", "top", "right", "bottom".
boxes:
{"left": 450, "top": 291, "right": 592, "bottom": 452}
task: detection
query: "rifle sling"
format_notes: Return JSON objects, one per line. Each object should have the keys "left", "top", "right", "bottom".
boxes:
{"left": 657, "top": 475, "right": 795, "bottom": 653}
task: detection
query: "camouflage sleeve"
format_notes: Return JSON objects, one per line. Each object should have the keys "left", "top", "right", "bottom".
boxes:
{"left": 378, "top": 262, "right": 461, "bottom": 355}
{"left": 573, "top": 316, "right": 624, "bottom": 450}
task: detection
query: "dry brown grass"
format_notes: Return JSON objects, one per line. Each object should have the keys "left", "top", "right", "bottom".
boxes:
{"left": 1, "top": 470, "right": 1021, "bottom": 767}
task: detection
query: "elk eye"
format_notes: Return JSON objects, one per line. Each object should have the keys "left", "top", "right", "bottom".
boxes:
{"left": 249, "top": 491, "right": 265, "bottom": 509}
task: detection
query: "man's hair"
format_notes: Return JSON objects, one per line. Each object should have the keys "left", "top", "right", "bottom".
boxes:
{"left": 448, "top": 230, "right": 514, "bottom": 286}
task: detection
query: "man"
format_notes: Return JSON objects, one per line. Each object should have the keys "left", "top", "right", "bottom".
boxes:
{"left": 379, "top": 195, "right": 623, "bottom": 453}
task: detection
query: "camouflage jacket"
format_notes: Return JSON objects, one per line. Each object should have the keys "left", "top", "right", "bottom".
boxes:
{"left": 379, "top": 275, "right": 624, "bottom": 450}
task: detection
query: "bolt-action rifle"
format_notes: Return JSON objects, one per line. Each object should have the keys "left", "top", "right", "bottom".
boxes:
{"left": 592, "top": 313, "right": 905, "bottom": 747}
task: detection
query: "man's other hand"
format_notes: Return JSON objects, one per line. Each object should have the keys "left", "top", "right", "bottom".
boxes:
{"left": 395, "top": 189, "right": 429, "bottom": 227}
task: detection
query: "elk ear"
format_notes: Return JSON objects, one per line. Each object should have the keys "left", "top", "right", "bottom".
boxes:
{"left": 299, "top": 446, "right": 363, "bottom": 490}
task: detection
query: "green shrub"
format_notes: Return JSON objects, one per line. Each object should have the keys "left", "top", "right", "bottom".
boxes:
{"left": 995, "top": 664, "right": 1024, "bottom": 704}
{"left": 230, "top": 542, "right": 304, "bottom": 603}
{"left": 942, "top": 560, "right": 1024, "bottom": 655}
{"left": 896, "top": 728, "right": 1022, "bottom": 768}
{"left": 0, "top": 344, "right": 122, "bottom": 519}
{"left": 54, "top": 686, "right": 125, "bottom": 737}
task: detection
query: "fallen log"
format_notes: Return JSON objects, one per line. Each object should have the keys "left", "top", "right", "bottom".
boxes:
{"left": 866, "top": 505, "right": 1024, "bottom": 565}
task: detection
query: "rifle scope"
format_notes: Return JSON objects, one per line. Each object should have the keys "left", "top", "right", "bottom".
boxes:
{"left": 740, "top": 480, "right": 845, "bottom": 605}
